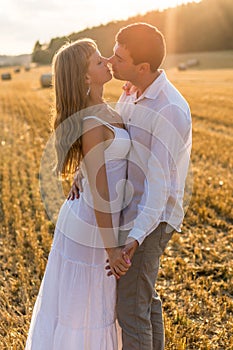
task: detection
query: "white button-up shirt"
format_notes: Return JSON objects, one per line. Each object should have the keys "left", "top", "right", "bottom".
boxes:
{"left": 116, "top": 70, "right": 192, "bottom": 245}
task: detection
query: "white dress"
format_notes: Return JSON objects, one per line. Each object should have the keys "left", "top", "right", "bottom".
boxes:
{"left": 25, "top": 116, "right": 130, "bottom": 350}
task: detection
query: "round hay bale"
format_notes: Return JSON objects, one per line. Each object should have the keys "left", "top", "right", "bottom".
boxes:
{"left": 187, "top": 58, "right": 199, "bottom": 67}
{"left": 25, "top": 66, "right": 30, "bottom": 72}
{"left": 1, "top": 73, "right": 12, "bottom": 80}
{"left": 40, "top": 73, "right": 52, "bottom": 88}
{"left": 14, "top": 68, "right": 21, "bottom": 73}
{"left": 178, "top": 63, "right": 187, "bottom": 71}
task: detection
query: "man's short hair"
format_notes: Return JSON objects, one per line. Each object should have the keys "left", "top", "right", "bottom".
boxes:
{"left": 116, "top": 23, "right": 166, "bottom": 72}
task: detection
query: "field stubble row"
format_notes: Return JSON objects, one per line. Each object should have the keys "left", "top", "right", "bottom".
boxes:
{"left": 0, "top": 66, "right": 232, "bottom": 349}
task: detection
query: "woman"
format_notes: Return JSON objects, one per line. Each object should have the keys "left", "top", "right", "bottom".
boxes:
{"left": 25, "top": 39, "right": 131, "bottom": 350}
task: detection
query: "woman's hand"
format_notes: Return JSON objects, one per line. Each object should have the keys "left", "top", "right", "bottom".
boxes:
{"left": 67, "top": 169, "right": 84, "bottom": 200}
{"left": 122, "top": 81, "right": 137, "bottom": 96}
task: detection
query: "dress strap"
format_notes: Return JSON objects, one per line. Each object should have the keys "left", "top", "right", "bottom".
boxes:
{"left": 82, "top": 116, "right": 115, "bottom": 132}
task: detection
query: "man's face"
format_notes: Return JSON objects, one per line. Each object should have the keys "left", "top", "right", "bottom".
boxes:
{"left": 108, "top": 43, "right": 138, "bottom": 82}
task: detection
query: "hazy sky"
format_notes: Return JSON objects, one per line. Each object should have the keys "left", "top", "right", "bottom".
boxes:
{"left": 0, "top": 0, "right": 200, "bottom": 55}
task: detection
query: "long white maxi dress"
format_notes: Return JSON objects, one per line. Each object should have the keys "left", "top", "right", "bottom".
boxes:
{"left": 25, "top": 116, "right": 130, "bottom": 350}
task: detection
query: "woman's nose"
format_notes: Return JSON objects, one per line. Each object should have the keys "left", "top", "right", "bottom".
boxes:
{"left": 108, "top": 56, "right": 114, "bottom": 64}
{"left": 103, "top": 57, "right": 109, "bottom": 66}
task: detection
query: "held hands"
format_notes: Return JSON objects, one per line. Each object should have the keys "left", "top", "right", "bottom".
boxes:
{"left": 105, "top": 247, "right": 131, "bottom": 280}
{"left": 105, "top": 238, "right": 139, "bottom": 279}
{"left": 67, "top": 169, "right": 139, "bottom": 279}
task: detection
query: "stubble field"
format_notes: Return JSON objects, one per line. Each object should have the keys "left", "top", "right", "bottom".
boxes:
{"left": 0, "top": 60, "right": 232, "bottom": 349}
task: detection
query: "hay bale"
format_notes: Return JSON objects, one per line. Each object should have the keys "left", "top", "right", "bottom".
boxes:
{"left": 40, "top": 73, "right": 52, "bottom": 88}
{"left": 25, "top": 66, "right": 30, "bottom": 72}
{"left": 187, "top": 58, "right": 199, "bottom": 67}
{"left": 14, "top": 67, "right": 21, "bottom": 73}
{"left": 1, "top": 73, "right": 12, "bottom": 80}
{"left": 178, "top": 63, "right": 187, "bottom": 71}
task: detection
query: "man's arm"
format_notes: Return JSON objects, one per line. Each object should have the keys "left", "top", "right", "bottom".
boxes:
{"left": 127, "top": 105, "right": 192, "bottom": 245}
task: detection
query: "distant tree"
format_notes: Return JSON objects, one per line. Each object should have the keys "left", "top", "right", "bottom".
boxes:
{"left": 32, "top": 0, "right": 233, "bottom": 64}
{"left": 32, "top": 41, "right": 42, "bottom": 63}
{"left": 33, "top": 40, "right": 42, "bottom": 52}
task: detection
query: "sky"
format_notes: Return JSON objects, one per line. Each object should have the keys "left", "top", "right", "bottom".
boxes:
{"left": 0, "top": 0, "right": 200, "bottom": 56}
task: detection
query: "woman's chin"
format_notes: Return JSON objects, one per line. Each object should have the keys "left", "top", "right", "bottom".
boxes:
{"left": 106, "top": 74, "right": 113, "bottom": 83}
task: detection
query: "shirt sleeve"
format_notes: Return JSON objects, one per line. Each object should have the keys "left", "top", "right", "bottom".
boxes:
{"left": 127, "top": 104, "right": 192, "bottom": 245}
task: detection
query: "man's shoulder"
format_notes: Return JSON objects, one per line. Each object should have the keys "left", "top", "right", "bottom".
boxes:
{"left": 161, "top": 79, "right": 190, "bottom": 113}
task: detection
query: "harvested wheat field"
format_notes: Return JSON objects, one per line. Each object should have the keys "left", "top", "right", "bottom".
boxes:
{"left": 0, "top": 61, "right": 232, "bottom": 349}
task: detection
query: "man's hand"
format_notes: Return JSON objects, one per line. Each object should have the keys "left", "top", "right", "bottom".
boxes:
{"left": 105, "top": 238, "right": 139, "bottom": 278}
{"left": 105, "top": 247, "right": 131, "bottom": 279}
{"left": 122, "top": 237, "right": 139, "bottom": 260}
{"left": 67, "top": 168, "right": 84, "bottom": 200}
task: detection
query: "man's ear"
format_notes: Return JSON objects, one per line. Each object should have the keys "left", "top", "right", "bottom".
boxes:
{"left": 138, "top": 62, "right": 150, "bottom": 73}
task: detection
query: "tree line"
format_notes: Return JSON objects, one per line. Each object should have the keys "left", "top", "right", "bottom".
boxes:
{"left": 32, "top": 0, "right": 233, "bottom": 64}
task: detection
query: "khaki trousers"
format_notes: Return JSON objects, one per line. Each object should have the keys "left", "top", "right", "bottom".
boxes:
{"left": 117, "top": 223, "right": 174, "bottom": 350}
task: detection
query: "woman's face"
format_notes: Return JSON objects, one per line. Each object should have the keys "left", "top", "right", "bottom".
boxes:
{"left": 86, "top": 50, "right": 112, "bottom": 87}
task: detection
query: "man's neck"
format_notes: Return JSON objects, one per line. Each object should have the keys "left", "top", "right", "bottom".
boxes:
{"left": 134, "top": 70, "right": 161, "bottom": 98}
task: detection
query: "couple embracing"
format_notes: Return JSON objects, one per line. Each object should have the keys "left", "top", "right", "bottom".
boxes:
{"left": 25, "top": 23, "right": 192, "bottom": 350}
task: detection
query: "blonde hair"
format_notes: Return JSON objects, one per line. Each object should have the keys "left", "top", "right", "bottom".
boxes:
{"left": 52, "top": 38, "right": 97, "bottom": 176}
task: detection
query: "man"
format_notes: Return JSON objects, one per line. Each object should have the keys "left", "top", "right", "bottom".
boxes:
{"left": 71, "top": 23, "right": 192, "bottom": 350}
{"left": 107, "top": 23, "right": 192, "bottom": 350}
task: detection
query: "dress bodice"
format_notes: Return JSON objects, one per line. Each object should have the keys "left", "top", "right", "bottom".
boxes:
{"left": 56, "top": 116, "right": 131, "bottom": 248}
{"left": 80, "top": 116, "right": 130, "bottom": 169}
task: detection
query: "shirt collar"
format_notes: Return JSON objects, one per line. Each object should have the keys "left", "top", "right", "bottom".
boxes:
{"left": 133, "top": 69, "right": 167, "bottom": 103}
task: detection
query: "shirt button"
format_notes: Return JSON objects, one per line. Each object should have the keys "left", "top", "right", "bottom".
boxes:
{"left": 129, "top": 118, "right": 131, "bottom": 121}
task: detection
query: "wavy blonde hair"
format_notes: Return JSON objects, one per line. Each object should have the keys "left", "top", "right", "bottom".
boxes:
{"left": 52, "top": 38, "right": 97, "bottom": 176}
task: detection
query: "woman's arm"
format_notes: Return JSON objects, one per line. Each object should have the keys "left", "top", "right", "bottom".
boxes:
{"left": 82, "top": 119, "right": 131, "bottom": 277}
{"left": 82, "top": 119, "right": 115, "bottom": 245}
